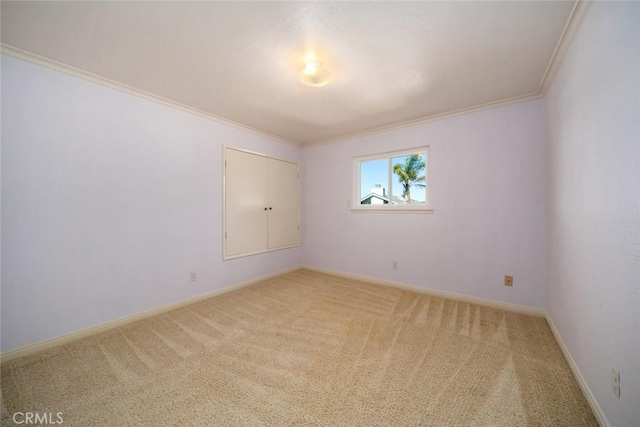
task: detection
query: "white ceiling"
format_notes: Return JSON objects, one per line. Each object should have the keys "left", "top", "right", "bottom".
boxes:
{"left": 1, "top": 1, "right": 577, "bottom": 146}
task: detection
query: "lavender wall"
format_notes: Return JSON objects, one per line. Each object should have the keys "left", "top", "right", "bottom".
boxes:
{"left": 545, "top": 2, "right": 640, "bottom": 425}
{"left": 302, "top": 99, "right": 547, "bottom": 309}
{"left": 1, "top": 55, "right": 302, "bottom": 352}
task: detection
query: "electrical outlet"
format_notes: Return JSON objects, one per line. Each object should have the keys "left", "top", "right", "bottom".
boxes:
{"left": 392, "top": 261, "right": 398, "bottom": 270}
{"left": 190, "top": 272, "right": 197, "bottom": 282}
{"left": 504, "top": 275, "right": 513, "bottom": 287}
{"left": 612, "top": 368, "right": 621, "bottom": 398}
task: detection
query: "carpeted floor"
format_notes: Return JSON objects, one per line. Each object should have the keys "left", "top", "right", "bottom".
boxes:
{"left": 1, "top": 270, "right": 596, "bottom": 426}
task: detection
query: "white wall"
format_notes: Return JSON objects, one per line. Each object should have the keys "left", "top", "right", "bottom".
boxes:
{"left": 4, "top": 9, "right": 637, "bottom": 424}
{"left": 303, "top": 99, "right": 547, "bottom": 309}
{"left": 1, "top": 55, "right": 302, "bottom": 353}
{"left": 545, "top": 2, "right": 640, "bottom": 426}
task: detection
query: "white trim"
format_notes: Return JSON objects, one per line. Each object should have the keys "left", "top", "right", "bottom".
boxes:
{"left": 301, "top": 1, "right": 592, "bottom": 149}
{"left": 350, "top": 208, "right": 434, "bottom": 214}
{"left": 537, "top": 0, "right": 592, "bottom": 94}
{"left": 301, "top": 265, "right": 608, "bottom": 424}
{"left": 222, "top": 243, "right": 300, "bottom": 261}
{"left": 0, "top": 267, "right": 302, "bottom": 363}
{"left": 0, "top": 44, "right": 300, "bottom": 148}
{"left": 2, "top": 0, "right": 588, "bottom": 152}
{"left": 303, "top": 93, "right": 543, "bottom": 148}
{"left": 0, "top": 264, "right": 609, "bottom": 426}
{"left": 545, "top": 313, "right": 610, "bottom": 427}
{"left": 353, "top": 146, "right": 427, "bottom": 163}
{"left": 302, "top": 266, "right": 546, "bottom": 317}
{"left": 1, "top": 3, "right": 589, "bottom": 150}
{"left": 223, "top": 146, "right": 298, "bottom": 166}
{"left": 2, "top": 42, "right": 543, "bottom": 150}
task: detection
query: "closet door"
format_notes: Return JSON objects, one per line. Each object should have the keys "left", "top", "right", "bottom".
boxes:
{"left": 267, "top": 158, "right": 300, "bottom": 249}
{"left": 224, "top": 148, "right": 268, "bottom": 258}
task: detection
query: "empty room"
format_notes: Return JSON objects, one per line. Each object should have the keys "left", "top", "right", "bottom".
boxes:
{"left": 1, "top": 1, "right": 638, "bottom": 426}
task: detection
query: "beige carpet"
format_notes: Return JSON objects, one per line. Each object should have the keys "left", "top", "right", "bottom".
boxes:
{"left": 1, "top": 270, "right": 596, "bottom": 426}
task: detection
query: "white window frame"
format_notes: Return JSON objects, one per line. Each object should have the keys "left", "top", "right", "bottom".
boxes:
{"left": 352, "top": 146, "right": 432, "bottom": 213}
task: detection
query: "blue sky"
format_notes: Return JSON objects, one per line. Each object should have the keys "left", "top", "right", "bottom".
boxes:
{"left": 360, "top": 154, "right": 426, "bottom": 202}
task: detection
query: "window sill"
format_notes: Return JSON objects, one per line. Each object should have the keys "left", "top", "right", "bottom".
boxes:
{"left": 350, "top": 207, "right": 434, "bottom": 214}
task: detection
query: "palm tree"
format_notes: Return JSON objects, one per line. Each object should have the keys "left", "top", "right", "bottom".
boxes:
{"left": 392, "top": 154, "right": 425, "bottom": 203}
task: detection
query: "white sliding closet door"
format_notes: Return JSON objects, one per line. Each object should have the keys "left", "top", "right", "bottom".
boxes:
{"left": 224, "top": 148, "right": 268, "bottom": 257}
{"left": 267, "top": 158, "right": 300, "bottom": 249}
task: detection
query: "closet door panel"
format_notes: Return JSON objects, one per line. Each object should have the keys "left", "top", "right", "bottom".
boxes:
{"left": 267, "top": 158, "right": 299, "bottom": 249}
{"left": 224, "top": 149, "right": 268, "bottom": 258}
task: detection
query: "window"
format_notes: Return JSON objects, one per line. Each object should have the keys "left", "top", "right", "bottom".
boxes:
{"left": 353, "top": 147, "right": 431, "bottom": 212}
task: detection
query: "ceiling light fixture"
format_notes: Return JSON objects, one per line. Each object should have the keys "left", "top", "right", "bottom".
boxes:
{"left": 299, "top": 61, "right": 332, "bottom": 87}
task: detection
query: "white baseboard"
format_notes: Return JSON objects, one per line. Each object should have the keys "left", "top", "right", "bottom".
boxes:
{"left": 0, "top": 266, "right": 302, "bottom": 363}
{"left": 545, "top": 313, "right": 610, "bottom": 427}
{"left": 1, "top": 264, "right": 608, "bottom": 427}
{"left": 303, "top": 266, "right": 608, "bottom": 424}
{"left": 302, "top": 265, "right": 546, "bottom": 317}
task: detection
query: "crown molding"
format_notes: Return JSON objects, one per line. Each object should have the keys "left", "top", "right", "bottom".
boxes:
{"left": 302, "top": 1, "right": 591, "bottom": 149}
{"left": 2, "top": 1, "right": 589, "bottom": 149}
{"left": 538, "top": 0, "right": 592, "bottom": 95}
{"left": 0, "top": 44, "right": 301, "bottom": 148}
{"left": 301, "top": 92, "right": 543, "bottom": 148}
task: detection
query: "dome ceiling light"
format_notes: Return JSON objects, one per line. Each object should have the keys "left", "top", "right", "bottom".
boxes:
{"left": 299, "top": 61, "right": 332, "bottom": 87}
